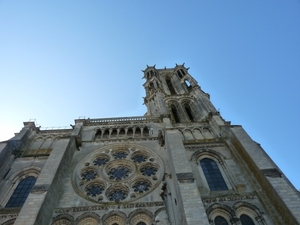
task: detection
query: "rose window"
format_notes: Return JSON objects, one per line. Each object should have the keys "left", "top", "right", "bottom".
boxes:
{"left": 132, "top": 179, "right": 151, "bottom": 193}
{"left": 113, "top": 151, "right": 128, "bottom": 159}
{"left": 93, "top": 157, "right": 109, "bottom": 166}
{"left": 140, "top": 165, "right": 158, "bottom": 176}
{"left": 132, "top": 154, "right": 147, "bottom": 163}
{"left": 85, "top": 183, "right": 104, "bottom": 196}
{"left": 108, "top": 166, "right": 131, "bottom": 181}
{"left": 73, "top": 144, "right": 164, "bottom": 204}
{"left": 81, "top": 170, "right": 97, "bottom": 181}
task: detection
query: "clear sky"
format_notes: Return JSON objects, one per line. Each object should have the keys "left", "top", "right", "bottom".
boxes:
{"left": 0, "top": 1, "right": 299, "bottom": 189}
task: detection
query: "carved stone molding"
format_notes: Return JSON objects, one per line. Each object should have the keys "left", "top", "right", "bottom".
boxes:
{"left": 185, "top": 144, "right": 225, "bottom": 150}
{"left": 202, "top": 194, "right": 257, "bottom": 203}
{"left": 31, "top": 184, "right": 50, "bottom": 193}
{"left": 54, "top": 202, "right": 164, "bottom": 213}
{"left": 176, "top": 172, "right": 195, "bottom": 183}
{"left": 261, "top": 168, "right": 282, "bottom": 178}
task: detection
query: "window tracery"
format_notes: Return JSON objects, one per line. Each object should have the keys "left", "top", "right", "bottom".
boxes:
{"left": 132, "top": 179, "right": 151, "bottom": 193}
{"left": 93, "top": 155, "right": 109, "bottom": 166}
{"left": 113, "top": 150, "right": 128, "bottom": 159}
{"left": 85, "top": 183, "right": 105, "bottom": 197}
{"left": 140, "top": 163, "right": 158, "bottom": 176}
{"left": 72, "top": 144, "right": 164, "bottom": 204}
{"left": 81, "top": 170, "right": 98, "bottom": 181}
{"left": 108, "top": 165, "right": 132, "bottom": 180}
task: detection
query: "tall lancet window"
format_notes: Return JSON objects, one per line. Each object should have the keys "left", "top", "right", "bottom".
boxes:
{"left": 6, "top": 176, "right": 36, "bottom": 207}
{"left": 184, "top": 104, "right": 194, "bottom": 122}
{"left": 200, "top": 158, "right": 228, "bottom": 191}
{"left": 171, "top": 105, "right": 180, "bottom": 123}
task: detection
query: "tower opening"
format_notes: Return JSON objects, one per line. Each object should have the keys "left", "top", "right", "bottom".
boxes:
{"left": 171, "top": 105, "right": 180, "bottom": 123}
{"left": 184, "top": 80, "right": 191, "bottom": 90}
{"left": 184, "top": 104, "right": 194, "bottom": 121}
{"left": 166, "top": 78, "right": 176, "bottom": 95}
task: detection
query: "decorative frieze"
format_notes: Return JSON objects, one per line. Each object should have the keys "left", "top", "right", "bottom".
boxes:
{"left": 54, "top": 202, "right": 164, "bottom": 213}
{"left": 202, "top": 194, "right": 257, "bottom": 203}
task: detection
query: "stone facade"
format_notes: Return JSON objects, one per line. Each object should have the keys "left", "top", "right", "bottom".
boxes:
{"left": 0, "top": 64, "right": 299, "bottom": 225}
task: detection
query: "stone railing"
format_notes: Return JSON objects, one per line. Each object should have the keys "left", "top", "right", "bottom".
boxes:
{"left": 39, "top": 126, "right": 73, "bottom": 133}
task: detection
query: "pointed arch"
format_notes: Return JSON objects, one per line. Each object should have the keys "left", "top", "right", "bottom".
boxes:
{"left": 95, "top": 129, "right": 102, "bottom": 139}
{"left": 200, "top": 158, "right": 228, "bottom": 191}
{"left": 103, "top": 129, "right": 110, "bottom": 139}
{"left": 127, "top": 127, "right": 133, "bottom": 137}
{"left": 119, "top": 128, "right": 126, "bottom": 138}
{"left": 135, "top": 127, "right": 141, "bottom": 137}
{"left": 0, "top": 167, "right": 41, "bottom": 207}
{"left": 111, "top": 128, "right": 118, "bottom": 138}
{"left": 5, "top": 176, "right": 36, "bottom": 207}
{"left": 191, "top": 150, "right": 233, "bottom": 191}
{"left": 143, "top": 127, "right": 149, "bottom": 137}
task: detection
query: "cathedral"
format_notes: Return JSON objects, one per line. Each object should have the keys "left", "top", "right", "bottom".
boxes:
{"left": 0, "top": 64, "right": 299, "bottom": 225}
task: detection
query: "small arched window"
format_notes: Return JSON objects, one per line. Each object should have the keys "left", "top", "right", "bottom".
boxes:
{"left": 119, "top": 128, "right": 125, "bottom": 138}
{"left": 214, "top": 216, "right": 228, "bottom": 225}
{"left": 127, "top": 128, "right": 133, "bottom": 137}
{"left": 103, "top": 129, "right": 109, "bottom": 139}
{"left": 143, "top": 127, "right": 149, "bottom": 137}
{"left": 135, "top": 127, "right": 141, "bottom": 137}
{"left": 6, "top": 176, "right": 36, "bottom": 207}
{"left": 200, "top": 158, "right": 228, "bottom": 191}
{"left": 111, "top": 129, "right": 118, "bottom": 138}
{"left": 95, "top": 129, "right": 102, "bottom": 139}
{"left": 240, "top": 214, "right": 255, "bottom": 225}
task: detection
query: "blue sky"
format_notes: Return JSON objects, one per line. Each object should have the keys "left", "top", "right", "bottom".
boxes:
{"left": 0, "top": 1, "right": 299, "bottom": 189}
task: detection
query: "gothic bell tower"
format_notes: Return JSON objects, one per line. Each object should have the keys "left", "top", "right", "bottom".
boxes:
{"left": 143, "top": 63, "right": 218, "bottom": 123}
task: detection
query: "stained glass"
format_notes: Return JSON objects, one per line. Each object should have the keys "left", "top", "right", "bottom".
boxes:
{"left": 140, "top": 165, "right": 157, "bottom": 176}
{"left": 132, "top": 154, "right": 147, "bottom": 163}
{"left": 108, "top": 166, "right": 131, "bottom": 180}
{"left": 200, "top": 158, "right": 228, "bottom": 191}
{"left": 6, "top": 176, "right": 36, "bottom": 208}
{"left": 93, "top": 157, "right": 108, "bottom": 166}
